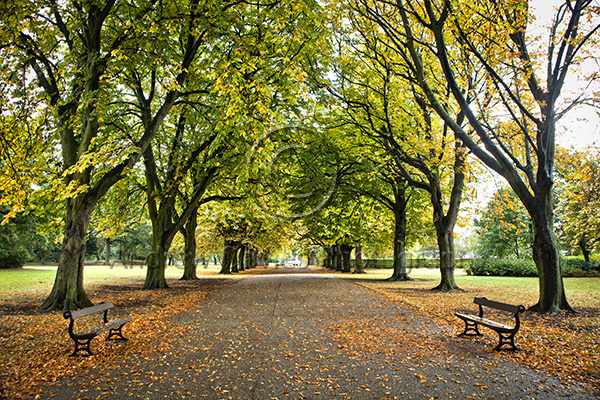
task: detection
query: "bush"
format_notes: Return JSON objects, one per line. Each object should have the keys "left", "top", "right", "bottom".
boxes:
{"left": 360, "top": 259, "right": 394, "bottom": 268}
{"left": 561, "top": 257, "right": 600, "bottom": 277}
{"left": 465, "top": 258, "right": 537, "bottom": 277}
{"left": 0, "top": 252, "right": 28, "bottom": 269}
{"left": 466, "top": 257, "right": 600, "bottom": 277}
{"left": 0, "top": 226, "right": 28, "bottom": 269}
{"left": 357, "top": 258, "right": 471, "bottom": 270}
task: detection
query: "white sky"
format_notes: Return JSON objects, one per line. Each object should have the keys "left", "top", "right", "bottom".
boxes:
{"left": 529, "top": 0, "right": 600, "bottom": 149}
{"left": 468, "top": 1, "right": 599, "bottom": 206}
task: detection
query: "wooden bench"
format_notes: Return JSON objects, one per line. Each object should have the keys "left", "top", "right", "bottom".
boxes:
{"left": 455, "top": 297, "right": 525, "bottom": 351}
{"left": 63, "top": 302, "right": 132, "bottom": 357}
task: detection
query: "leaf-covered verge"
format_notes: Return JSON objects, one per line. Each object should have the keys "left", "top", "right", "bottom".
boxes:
{"left": 336, "top": 271, "right": 600, "bottom": 396}
{"left": 0, "top": 275, "right": 235, "bottom": 400}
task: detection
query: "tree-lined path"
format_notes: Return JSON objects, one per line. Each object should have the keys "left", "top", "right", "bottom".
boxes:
{"left": 42, "top": 270, "right": 592, "bottom": 400}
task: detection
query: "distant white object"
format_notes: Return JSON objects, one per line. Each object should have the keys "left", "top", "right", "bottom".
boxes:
{"left": 286, "top": 258, "right": 304, "bottom": 267}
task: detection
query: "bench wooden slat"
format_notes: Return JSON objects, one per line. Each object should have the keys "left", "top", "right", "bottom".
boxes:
{"left": 455, "top": 297, "right": 525, "bottom": 351}
{"left": 69, "top": 302, "right": 113, "bottom": 319}
{"left": 63, "top": 302, "right": 130, "bottom": 357}
{"left": 454, "top": 313, "right": 513, "bottom": 333}
{"left": 76, "top": 318, "right": 133, "bottom": 338}
{"left": 473, "top": 297, "right": 521, "bottom": 314}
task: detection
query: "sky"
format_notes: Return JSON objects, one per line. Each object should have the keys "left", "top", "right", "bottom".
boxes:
{"left": 529, "top": 0, "right": 600, "bottom": 149}
{"left": 469, "top": 0, "right": 600, "bottom": 209}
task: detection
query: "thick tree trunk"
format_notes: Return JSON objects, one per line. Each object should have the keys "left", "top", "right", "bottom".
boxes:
{"left": 353, "top": 244, "right": 366, "bottom": 274}
{"left": 104, "top": 238, "right": 111, "bottom": 266}
{"left": 238, "top": 245, "right": 245, "bottom": 271}
{"left": 322, "top": 246, "right": 333, "bottom": 269}
{"left": 432, "top": 229, "right": 458, "bottom": 291}
{"left": 180, "top": 210, "right": 199, "bottom": 281}
{"left": 219, "top": 240, "right": 236, "bottom": 274}
{"left": 39, "top": 201, "right": 94, "bottom": 312}
{"left": 389, "top": 183, "right": 411, "bottom": 281}
{"left": 231, "top": 244, "right": 239, "bottom": 273}
{"left": 307, "top": 250, "right": 316, "bottom": 266}
{"left": 143, "top": 231, "right": 170, "bottom": 289}
{"left": 245, "top": 247, "right": 254, "bottom": 269}
{"left": 340, "top": 244, "right": 353, "bottom": 273}
{"left": 330, "top": 245, "right": 341, "bottom": 271}
{"left": 530, "top": 207, "right": 574, "bottom": 313}
{"left": 579, "top": 237, "right": 590, "bottom": 263}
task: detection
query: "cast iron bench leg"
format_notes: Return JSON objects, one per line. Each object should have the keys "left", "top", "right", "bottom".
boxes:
{"left": 494, "top": 331, "right": 519, "bottom": 351}
{"left": 70, "top": 337, "right": 94, "bottom": 357}
{"left": 106, "top": 324, "right": 128, "bottom": 341}
{"left": 458, "top": 319, "right": 482, "bottom": 337}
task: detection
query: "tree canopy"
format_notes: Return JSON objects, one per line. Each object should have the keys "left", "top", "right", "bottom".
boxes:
{"left": 0, "top": 0, "right": 598, "bottom": 314}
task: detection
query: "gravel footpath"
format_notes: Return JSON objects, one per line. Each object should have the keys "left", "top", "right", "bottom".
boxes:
{"left": 42, "top": 270, "right": 594, "bottom": 400}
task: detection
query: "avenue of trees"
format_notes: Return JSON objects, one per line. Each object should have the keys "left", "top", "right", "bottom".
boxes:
{"left": 0, "top": 0, "right": 598, "bottom": 314}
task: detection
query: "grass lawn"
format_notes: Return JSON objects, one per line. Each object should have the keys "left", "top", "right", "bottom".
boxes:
{"left": 338, "top": 267, "right": 600, "bottom": 394}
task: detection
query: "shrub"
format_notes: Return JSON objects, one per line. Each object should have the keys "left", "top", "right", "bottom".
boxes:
{"left": 465, "top": 258, "right": 537, "bottom": 277}
{"left": 561, "top": 257, "right": 600, "bottom": 277}
{"left": 0, "top": 251, "right": 28, "bottom": 269}
{"left": 466, "top": 257, "right": 600, "bottom": 277}
{"left": 360, "top": 259, "right": 394, "bottom": 268}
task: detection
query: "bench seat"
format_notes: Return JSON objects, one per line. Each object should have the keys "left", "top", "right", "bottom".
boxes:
{"left": 64, "top": 302, "right": 131, "bottom": 357}
{"left": 455, "top": 297, "right": 525, "bottom": 351}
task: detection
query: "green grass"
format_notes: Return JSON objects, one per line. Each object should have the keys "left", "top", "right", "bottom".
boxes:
{"left": 337, "top": 267, "right": 600, "bottom": 309}
{"left": 0, "top": 263, "right": 233, "bottom": 299}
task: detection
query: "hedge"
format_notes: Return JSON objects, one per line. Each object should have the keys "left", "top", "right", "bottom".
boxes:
{"left": 356, "top": 258, "right": 472, "bottom": 269}
{"left": 465, "top": 257, "right": 600, "bottom": 277}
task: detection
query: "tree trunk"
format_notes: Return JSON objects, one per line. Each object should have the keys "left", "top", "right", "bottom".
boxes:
{"left": 429, "top": 177, "right": 461, "bottom": 291}
{"left": 180, "top": 210, "right": 199, "bottom": 281}
{"left": 104, "top": 238, "right": 111, "bottom": 266}
{"left": 39, "top": 201, "right": 94, "bottom": 312}
{"left": 231, "top": 245, "right": 239, "bottom": 273}
{"left": 238, "top": 245, "right": 246, "bottom": 271}
{"left": 353, "top": 244, "right": 366, "bottom": 274}
{"left": 340, "top": 244, "right": 353, "bottom": 273}
{"left": 219, "top": 240, "right": 236, "bottom": 274}
{"left": 245, "top": 247, "right": 254, "bottom": 269}
{"left": 143, "top": 230, "right": 170, "bottom": 289}
{"left": 579, "top": 237, "right": 590, "bottom": 262}
{"left": 432, "top": 229, "right": 458, "bottom": 291}
{"left": 389, "top": 181, "right": 411, "bottom": 281}
{"left": 307, "top": 250, "right": 316, "bottom": 266}
{"left": 530, "top": 206, "right": 574, "bottom": 313}
{"left": 322, "top": 246, "right": 333, "bottom": 269}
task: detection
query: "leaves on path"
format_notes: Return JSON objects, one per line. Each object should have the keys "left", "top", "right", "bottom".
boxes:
{"left": 0, "top": 278, "right": 233, "bottom": 399}
{"left": 345, "top": 277, "right": 600, "bottom": 395}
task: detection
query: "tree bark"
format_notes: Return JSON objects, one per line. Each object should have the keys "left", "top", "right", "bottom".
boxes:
{"left": 529, "top": 203, "right": 574, "bottom": 313}
{"left": 143, "top": 225, "right": 170, "bottom": 290}
{"left": 322, "top": 246, "right": 333, "bottom": 269}
{"left": 431, "top": 229, "right": 458, "bottom": 291}
{"left": 330, "top": 245, "right": 341, "bottom": 271}
{"left": 219, "top": 240, "right": 236, "bottom": 274}
{"left": 39, "top": 199, "right": 94, "bottom": 312}
{"left": 180, "top": 209, "right": 199, "bottom": 281}
{"left": 579, "top": 237, "right": 590, "bottom": 262}
{"left": 340, "top": 244, "right": 353, "bottom": 273}
{"left": 238, "top": 245, "right": 246, "bottom": 272}
{"left": 245, "top": 247, "right": 255, "bottom": 269}
{"left": 389, "top": 180, "right": 411, "bottom": 281}
{"left": 307, "top": 249, "right": 316, "bottom": 266}
{"left": 105, "top": 238, "right": 111, "bottom": 266}
{"left": 231, "top": 244, "right": 240, "bottom": 273}
{"left": 353, "top": 244, "right": 366, "bottom": 274}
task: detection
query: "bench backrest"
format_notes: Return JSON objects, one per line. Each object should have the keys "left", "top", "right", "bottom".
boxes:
{"left": 474, "top": 297, "right": 524, "bottom": 314}
{"left": 66, "top": 302, "right": 113, "bottom": 320}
